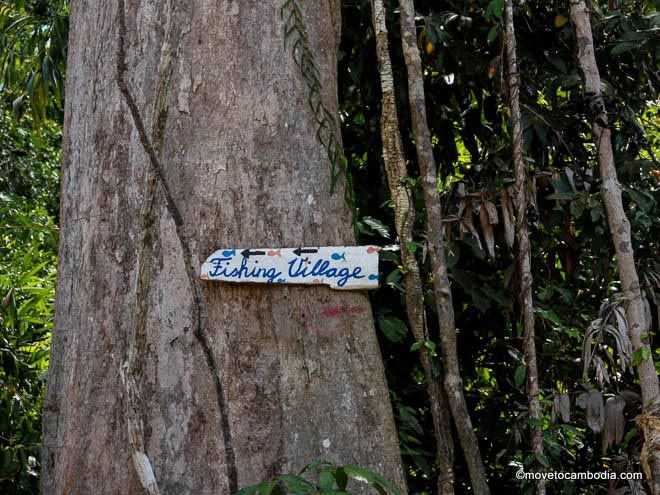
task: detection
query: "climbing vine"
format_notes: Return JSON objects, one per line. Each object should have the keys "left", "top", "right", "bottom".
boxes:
{"left": 280, "top": 0, "right": 356, "bottom": 222}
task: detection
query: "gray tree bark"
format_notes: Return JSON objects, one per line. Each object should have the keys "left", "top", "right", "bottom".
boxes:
{"left": 503, "top": 2, "right": 545, "bottom": 494}
{"left": 42, "top": 1, "right": 406, "bottom": 494}
{"left": 370, "top": 2, "right": 456, "bottom": 494}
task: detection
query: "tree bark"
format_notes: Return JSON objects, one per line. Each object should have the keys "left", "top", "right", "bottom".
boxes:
{"left": 369, "top": 1, "right": 456, "bottom": 493}
{"left": 42, "top": 1, "right": 406, "bottom": 493}
{"left": 503, "top": 2, "right": 546, "bottom": 494}
{"left": 569, "top": 1, "right": 660, "bottom": 492}
{"left": 396, "top": 2, "right": 493, "bottom": 494}
{"left": 372, "top": 0, "right": 489, "bottom": 494}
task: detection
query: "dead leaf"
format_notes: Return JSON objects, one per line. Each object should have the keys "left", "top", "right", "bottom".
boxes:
{"left": 565, "top": 167, "right": 577, "bottom": 193}
{"left": 460, "top": 207, "right": 483, "bottom": 251}
{"left": 552, "top": 392, "right": 570, "bottom": 423}
{"left": 483, "top": 200, "right": 499, "bottom": 224}
{"left": 479, "top": 205, "right": 495, "bottom": 258}
{"left": 602, "top": 396, "right": 626, "bottom": 452}
{"left": 487, "top": 56, "right": 501, "bottom": 79}
{"left": 501, "top": 189, "right": 515, "bottom": 249}
{"left": 577, "top": 388, "right": 605, "bottom": 433}
{"left": 586, "top": 389, "right": 604, "bottom": 433}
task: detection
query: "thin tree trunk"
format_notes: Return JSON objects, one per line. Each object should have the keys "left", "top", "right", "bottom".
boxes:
{"left": 503, "top": 2, "right": 546, "bottom": 494}
{"left": 373, "top": 0, "right": 489, "bottom": 494}
{"left": 370, "top": 2, "right": 456, "bottom": 493}
{"left": 570, "top": 1, "right": 660, "bottom": 491}
{"left": 41, "top": 1, "right": 407, "bottom": 493}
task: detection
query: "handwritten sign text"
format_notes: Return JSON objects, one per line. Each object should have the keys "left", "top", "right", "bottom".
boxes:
{"left": 200, "top": 246, "right": 380, "bottom": 290}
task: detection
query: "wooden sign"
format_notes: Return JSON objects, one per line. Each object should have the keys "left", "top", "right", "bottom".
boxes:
{"left": 200, "top": 246, "right": 381, "bottom": 290}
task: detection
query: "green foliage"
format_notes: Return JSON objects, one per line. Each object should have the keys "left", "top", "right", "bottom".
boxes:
{"left": 0, "top": 192, "right": 57, "bottom": 494}
{"left": 237, "top": 460, "right": 400, "bottom": 495}
{"left": 0, "top": 0, "right": 68, "bottom": 126}
{"left": 0, "top": 108, "right": 60, "bottom": 215}
{"left": 0, "top": 38, "right": 61, "bottom": 490}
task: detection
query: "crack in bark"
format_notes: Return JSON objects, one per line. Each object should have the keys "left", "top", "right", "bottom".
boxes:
{"left": 115, "top": 0, "right": 238, "bottom": 492}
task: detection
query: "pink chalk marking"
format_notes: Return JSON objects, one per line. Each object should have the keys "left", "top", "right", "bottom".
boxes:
{"left": 348, "top": 306, "right": 366, "bottom": 314}
{"left": 321, "top": 305, "right": 343, "bottom": 318}
{"left": 367, "top": 246, "right": 381, "bottom": 254}
{"left": 312, "top": 278, "right": 323, "bottom": 284}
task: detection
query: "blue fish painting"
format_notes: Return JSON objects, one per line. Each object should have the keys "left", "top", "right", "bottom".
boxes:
{"left": 277, "top": 278, "right": 286, "bottom": 283}
{"left": 368, "top": 274, "right": 379, "bottom": 281}
{"left": 222, "top": 249, "right": 236, "bottom": 257}
{"left": 331, "top": 252, "right": 346, "bottom": 261}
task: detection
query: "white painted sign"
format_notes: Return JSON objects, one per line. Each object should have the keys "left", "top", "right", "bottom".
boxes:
{"left": 200, "top": 246, "right": 381, "bottom": 290}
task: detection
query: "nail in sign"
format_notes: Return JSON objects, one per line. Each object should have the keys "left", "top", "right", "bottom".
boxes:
{"left": 200, "top": 246, "right": 381, "bottom": 290}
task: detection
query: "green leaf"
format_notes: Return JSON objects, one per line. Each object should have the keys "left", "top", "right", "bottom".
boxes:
{"left": 632, "top": 346, "right": 652, "bottom": 366}
{"left": 610, "top": 41, "right": 637, "bottom": 55}
{"left": 570, "top": 200, "right": 584, "bottom": 218}
{"left": 318, "top": 469, "right": 335, "bottom": 493}
{"left": 487, "top": 25, "right": 500, "bottom": 45}
{"left": 379, "top": 316, "right": 408, "bottom": 343}
{"left": 362, "top": 216, "right": 390, "bottom": 239}
{"left": 537, "top": 308, "right": 562, "bottom": 326}
{"left": 334, "top": 467, "right": 348, "bottom": 490}
{"left": 534, "top": 453, "right": 551, "bottom": 468}
{"left": 406, "top": 241, "right": 423, "bottom": 253}
{"left": 277, "top": 474, "right": 314, "bottom": 494}
{"left": 514, "top": 364, "right": 526, "bottom": 388}
{"left": 236, "top": 481, "right": 275, "bottom": 495}
{"left": 342, "top": 465, "right": 400, "bottom": 495}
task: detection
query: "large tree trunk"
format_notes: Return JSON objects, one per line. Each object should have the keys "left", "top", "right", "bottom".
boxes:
{"left": 569, "top": 1, "right": 660, "bottom": 492}
{"left": 42, "top": 1, "right": 406, "bottom": 493}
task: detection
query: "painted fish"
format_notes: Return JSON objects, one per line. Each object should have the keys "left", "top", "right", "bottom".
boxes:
{"left": 276, "top": 278, "right": 286, "bottom": 284}
{"left": 367, "top": 246, "right": 381, "bottom": 254}
{"left": 222, "top": 249, "right": 236, "bottom": 257}
{"left": 267, "top": 249, "right": 282, "bottom": 257}
{"left": 368, "top": 274, "right": 379, "bottom": 281}
{"left": 312, "top": 279, "right": 323, "bottom": 284}
{"left": 331, "top": 252, "right": 346, "bottom": 261}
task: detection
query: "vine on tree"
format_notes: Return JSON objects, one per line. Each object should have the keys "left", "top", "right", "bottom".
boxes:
{"left": 280, "top": 0, "right": 356, "bottom": 222}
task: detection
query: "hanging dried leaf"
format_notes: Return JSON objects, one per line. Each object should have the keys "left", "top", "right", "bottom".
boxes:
{"left": 457, "top": 196, "right": 470, "bottom": 217}
{"left": 602, "top": 396, "right": 626, "bottom": 452}
{"left": 586, "top": 389, "right": 604, "bottom": 433}
{"left": 525, "top": 177, "right": 538, "bottom": 208}
{"left": 501, "top": 189, "right": 515, "bottom": 249}
{"left": 483, "top": 200, "right": 499, "bottom": 224}
{"left": 552, "top": 392, "right": 570, "bottom": 423}
{"left": 479, "top": 205, "right": 495, "bottom": 258}
{"left": 577, "top": 388, "right": 605, "bottom": 433}
{"left": 460, "top": 207, "right": 483, "bottom": 251}
{"left": 503, "top": 261, "right": 517, "bottom": 289}
{"left": 582, "top": 297, "right": 633, "bottom": 380}
{"left": 564, "top": 167, "right": 578, "bottom": 193}
{"left": 593, "top": 355, "right": 610, "bottom": 388}
{"left": 620, "top": 390, "right": 641, "bottom": 405}
{"left": 576, "top": 391, "right": 589, "bottom": 410}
